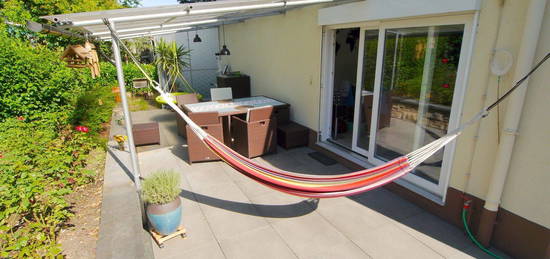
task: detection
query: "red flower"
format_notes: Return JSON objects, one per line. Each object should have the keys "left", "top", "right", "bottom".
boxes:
{"left": 16, "top": 116, "right": 24, "bottom": 121}
{"left": 67, "top": 178, "right": 76, "bottom": 184}
{"left": 75, "top": 126, "right": 89, "bottom": 133}
{"left": 441, "top": 58, "right": 449, "bottom": 64}
{"left": 442, "top": 83, "right": 450, "bottom": 88}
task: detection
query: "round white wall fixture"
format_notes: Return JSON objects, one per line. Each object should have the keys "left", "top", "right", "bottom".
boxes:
{"left": 490, "top": 49, "right": 514, "bottom": 76}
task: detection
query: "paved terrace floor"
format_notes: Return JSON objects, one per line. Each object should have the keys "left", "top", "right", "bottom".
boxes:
{"left": 100, "top": 108, "right": 510, "bottom": 259}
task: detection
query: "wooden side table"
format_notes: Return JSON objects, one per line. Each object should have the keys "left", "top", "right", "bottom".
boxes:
{"left": 132, "top": 122, "right": 160, "bottom": 146}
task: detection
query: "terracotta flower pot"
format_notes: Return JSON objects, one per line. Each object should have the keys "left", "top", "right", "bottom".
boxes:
{"left": 146, "top": 198, "right": 182, "bottom": 236}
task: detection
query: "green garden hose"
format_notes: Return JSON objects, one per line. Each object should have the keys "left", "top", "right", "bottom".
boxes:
{"left": 462, "top": 208, "right": 502, "bottom": 259}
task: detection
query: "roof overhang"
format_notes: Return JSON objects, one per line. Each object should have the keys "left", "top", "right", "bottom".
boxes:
{"left": 41, "top": 0, "right": 344, "bottom": 40}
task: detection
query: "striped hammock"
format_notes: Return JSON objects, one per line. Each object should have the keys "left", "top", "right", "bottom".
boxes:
{"left": 170, "top": 102, "right": 462, "bottom": 198}
{"left": 108, "top": 24, "right": 548, "bottom": 198}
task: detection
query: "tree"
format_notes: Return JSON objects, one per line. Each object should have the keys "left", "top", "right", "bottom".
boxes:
{"left": 120, "top": 0, "right": 141, "bottom": 8}
{"left": 0, "top": 0, "right": 122, "bottom": 23}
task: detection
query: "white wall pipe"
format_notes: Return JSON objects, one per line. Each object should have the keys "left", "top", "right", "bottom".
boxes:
{"left": 483, "top": 0, "right": 546, "bottom": 212}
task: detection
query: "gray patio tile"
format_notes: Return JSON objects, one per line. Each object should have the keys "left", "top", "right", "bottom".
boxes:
{"left": 184, "top": 164, "right": 235, "bottom": 190}
{"left": 152, "top": 212, "right": 218, "bottom": 258}
{"left": 394, "top": 212, "right": 473, "bottom": 258}
{"left": 230, "top": 175, "right": 279, "bottom": 198}
{"left": 161, "top": 238, "right": 225, "bottom": 259}
{"left": 350, "top": 223, "right": 444, "bottom": 259}
{"left": 218, "top": 226, "right": 297, "bottom": 259}
{"left": 306, "top": 241, "right": 372, "bottom": 259}
{"left": 219, "top": 165, "right": 283, "bottom": 198}
{"left": 449, "top": 245, "right": 512, "bottom": 259}
{"left": 189, "top": 184, "right": 269, "bottom": 240}
{"left": 204, "top": 212, "right": 268, "bottom": 240}
{"left": 349, "top": 188, "right": 425, "bottom": 222}
{"left": 314, "top": 197, "right": 393, "bottom": 239}
{"left": 255, "top": 153, "right": 308, "bottom": 172}
{"left": 191, "top": 181, "right": 259, "bottom": 216}
{"left": 178, "top": 193, "right": 203, "bottom": 218}
{"left": 247, "top": 191, "right": 318, "bottom": 224}
{"left": 270, "top": 211, "right": 369, "bottom": 258}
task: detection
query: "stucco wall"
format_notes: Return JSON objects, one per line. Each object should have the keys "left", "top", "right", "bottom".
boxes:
{"left": 220, "top": 5, "right": 324, "bottom": 130}
{"left": 448, "top": 0, "right": 549, "bottom": 228}
{"left": 221, "top": 1, "right": 549, "bottom": 228}
{"left": 448, "top": 0, "right": 527, "bottom": 201}
{"left": 498, "top": 1, "right": 550, "bottom": 228}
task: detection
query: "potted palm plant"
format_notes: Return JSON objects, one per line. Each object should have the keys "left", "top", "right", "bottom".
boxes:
{"left": 154, "top": 39, "right": 199, "bottom": 105}
{"left": 142, "top": 170, "right": 182, "bottom": 236}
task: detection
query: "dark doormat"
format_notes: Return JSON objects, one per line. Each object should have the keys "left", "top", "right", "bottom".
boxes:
{"left": 308, "top": 152, "right": 337, "bottom": 166}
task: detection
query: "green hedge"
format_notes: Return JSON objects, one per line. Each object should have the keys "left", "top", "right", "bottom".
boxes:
{"left": 0, "top": 25, "right": 158, "bottom": 122}
{"left": 100, "top": 61, "right": 158, "bottom": 95}
{"left": 0, "top": 25, "right": 121, "bottom": 257}
{"left": 0, "top": 27, "right": 86, "bottom": 121}
{"left": 0, "top": 88, "right": 115, "bottom": 257}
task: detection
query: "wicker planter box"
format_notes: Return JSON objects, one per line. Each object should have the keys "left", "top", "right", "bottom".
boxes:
{"left": 277, "top": 122, "right": 309, "bottom": 149}
{"left": 132, "top": 122, "right": 160, "bottom": 146}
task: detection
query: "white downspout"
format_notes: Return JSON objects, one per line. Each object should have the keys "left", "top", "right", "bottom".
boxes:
{"left": 478, "top": 0, "right": 546, "bottom": 245}
{"left": 483, "top": 0, "right": 546, "bottom": 213}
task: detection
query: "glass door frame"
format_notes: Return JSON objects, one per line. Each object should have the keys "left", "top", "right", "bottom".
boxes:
{"left": 350, "top": 26, "right": 381, "bottom": 157}
{"left": 322, "top": 14, "right": 476, "bottom": 200}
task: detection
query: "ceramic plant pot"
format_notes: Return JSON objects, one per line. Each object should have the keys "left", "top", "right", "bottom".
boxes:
{"left": 146, "top": 198, "right": 182, "bottom": 236}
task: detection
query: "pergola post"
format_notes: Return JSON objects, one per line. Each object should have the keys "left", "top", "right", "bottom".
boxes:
{"left": 108, "top": 19, "right": 142, "bottom": 191}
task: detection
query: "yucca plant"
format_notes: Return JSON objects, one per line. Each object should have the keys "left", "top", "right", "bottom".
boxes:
{"left": 142, "top": 170, "right": 181, "bottom": 205}
{"left": 154, "top": 39, "right": 195, "bottom": 93}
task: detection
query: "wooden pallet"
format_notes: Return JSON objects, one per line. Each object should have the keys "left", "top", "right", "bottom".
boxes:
{"left": 149, "top": 226, "right": 187, "bottom": 248}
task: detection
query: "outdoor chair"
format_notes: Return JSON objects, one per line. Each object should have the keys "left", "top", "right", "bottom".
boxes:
{"left": 176, "top": 94, "right": 199, "bottom": 139}
{"left": 230, "top": 106, "right": 277, "bottom": 158}
{"left": 210, "top": 87, "right": 233, "bottom": 101}
{"left": 185, "top": 111, "right": 224, "bottom": 164}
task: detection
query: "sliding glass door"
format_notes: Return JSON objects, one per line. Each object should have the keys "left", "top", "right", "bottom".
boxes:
{"left": 350, "top": 29, "right": 379, "bottom": 156}
{"left": 339, "top": 17, "right": 471, "bottom": 197}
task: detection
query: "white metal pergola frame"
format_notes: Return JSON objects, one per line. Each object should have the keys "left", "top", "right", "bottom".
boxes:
{"left": 39, "top": 0, "right": 342, "bottom": 195}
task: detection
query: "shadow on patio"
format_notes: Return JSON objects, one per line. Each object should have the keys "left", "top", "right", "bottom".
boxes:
{"left": 102, "top": 109, "right": 511, "bottom": 259}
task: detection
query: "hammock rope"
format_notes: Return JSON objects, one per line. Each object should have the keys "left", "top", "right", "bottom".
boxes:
{"left": 105, "top": 21, "right": 549, "bottom": 198}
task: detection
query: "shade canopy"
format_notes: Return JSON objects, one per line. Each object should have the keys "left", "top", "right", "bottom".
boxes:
{"left": 41, "top": 0, "right": 341, "bottom": 40}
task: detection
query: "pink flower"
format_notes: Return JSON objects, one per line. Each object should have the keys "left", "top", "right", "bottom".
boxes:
{"left": 441, "top": 58, "right": 449, "bottom": 64}
{"left": 75, "top": 126, "right": 89, "bottom": 133}
{"left": 442, "top": 83, "right": 450, "bottom": 88}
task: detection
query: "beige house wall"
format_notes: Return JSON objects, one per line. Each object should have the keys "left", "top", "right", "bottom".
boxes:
{"left": 498, "top": 1, "right": 550, "bottom": 228}
{"left": 221, "top": 6, "right": 324, "bottom": 130}
{"left": 222, "top": 1, "right": 549, "bottom": 228}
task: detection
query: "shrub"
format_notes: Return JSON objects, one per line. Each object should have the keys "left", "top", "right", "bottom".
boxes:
{"left": 142, "top": 170, "right": 181, "bottom": 205}
{"left": 0, "top": 113, "right": 92, "bottom": 257}
{"left": 0, "top": 26, "right": 90, "bottom": 121}
{"left": 100, "top": 61, "right": 158, "bottom": 95}
{"left": 71, "top": 84, "right": 115, "bottom": 135}
{"left": 0, "top": 85, "right": 115, "bottom": 258}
